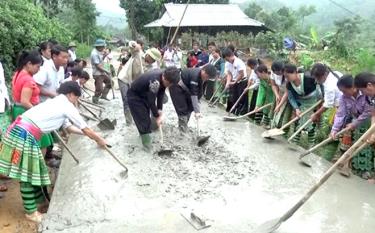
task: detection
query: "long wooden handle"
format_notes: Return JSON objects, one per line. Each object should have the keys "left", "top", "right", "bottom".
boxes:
{"left": 280, "top": 124, "right": 375, "bottom": 223}
{"left": 281, "top": 100, "right": 322, "bottom": 130}
{"left": 288, "top": 119, "right": 312, "bottom": 142}
{"left": 80, "top": 99, "right": 105, "bottom": 110}
{"left": 160, "top": 126, "right": 164, "bottom": 146}
{"left": 299, "top": 127, "right": 350, "bottom": 159}
{"left": 169, "top": 0, "right": 190, "bottom": 45}
{"left": 228, "top": 87, "right": 249, "bottom": 114}
{"left": 79, "top": 101, "right": 100, "bottom": 120}
{"left": 209, "top": 81, "right": 223, "bottom": 103}
{"left": 104, "top": 146, "right": 129, "bottom": 173}
{"left": 210, "top": 87, "right": 228, "bottom": 106}
{"left": 53, "top": 130, "right": 79, "bottom": 164}
{"left": 233, "top": 103, "right": 273, "bottom": 120}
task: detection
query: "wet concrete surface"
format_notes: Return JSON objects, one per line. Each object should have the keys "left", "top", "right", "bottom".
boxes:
{"left": 40, "top": 91, "right": 375, "bottom": 233}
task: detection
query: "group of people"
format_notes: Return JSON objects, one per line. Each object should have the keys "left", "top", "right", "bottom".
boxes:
{"left": 1, "top": 37, "right": 375, "bottom": 226}
{"left": 0, "top": 39, "right": 108, "bottom": 223}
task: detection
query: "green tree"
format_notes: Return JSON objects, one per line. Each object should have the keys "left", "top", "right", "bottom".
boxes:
{"left": 0, "top": 0, "right": 72, "bottom": 79}
{"left": 296, "top": 5, "right": 316, "bottom": 28}
{"left": 244, "top": 2, "right": 263, "bottom": 19}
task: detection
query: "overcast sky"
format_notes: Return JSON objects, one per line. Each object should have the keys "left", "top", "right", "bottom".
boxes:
{"left": 92, "top": 0, "right": 123, "bottom": 15}
{"left": 92, "top": 0, "right": 245, "bottom": 15}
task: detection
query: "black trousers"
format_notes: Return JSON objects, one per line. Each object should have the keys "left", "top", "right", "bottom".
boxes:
{"left": 226, "top": 81, "right": 249, "bottom": 115}
{"left": 127, "top": 90, "right": 152, "bottom": 135}
{"left": 169, "top": 84, "right": 193, "bottom": 118}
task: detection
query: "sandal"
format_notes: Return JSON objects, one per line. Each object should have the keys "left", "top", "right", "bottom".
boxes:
{"left": 25, "top": 211, "right": 43, "bottom": 223}
{"left": 0, "top": 184, "right": 7, "bottom": 192}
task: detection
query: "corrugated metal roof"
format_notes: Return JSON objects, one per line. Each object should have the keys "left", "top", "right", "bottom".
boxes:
{"left": 145, "top": 3, "right": 264, "bottom": 28}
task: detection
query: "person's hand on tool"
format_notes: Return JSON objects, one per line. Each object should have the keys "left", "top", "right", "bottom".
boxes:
{"left": 295, "top": 109, "right": 302, "bottom": 118}
{"left": 194, "top": 112, "right": 202, "bottom": 119}
{"left": 367, "top": 133, "right": 375, "bottom": 145}
{"left": 310, "top": 113, "right": 320, "bottom": 123}
{"left": 156, "top": 111, "right": 163, "bottom": 127}
{"left": 275, "top": 94, "right": 281, "bottom": 104}
{"left": 96, "top": 137, "right": 108, "bottom": 148}
{"left": 274, "top": 104, "right": 281, "bottom": 113}
{"left": 330, "top": 131, "right": 337, "bottom": 140}
{"left": 345, "top": 123, "right": 356, "bottom": 131}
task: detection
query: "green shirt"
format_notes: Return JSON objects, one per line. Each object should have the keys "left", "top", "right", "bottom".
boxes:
{"left": 256, "top": 78, "right": 274, "bottom": 107}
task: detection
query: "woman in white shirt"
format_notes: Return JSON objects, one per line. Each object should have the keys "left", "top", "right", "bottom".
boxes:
{"left": 0, "top": 81, "right": 107, "bottom": 223}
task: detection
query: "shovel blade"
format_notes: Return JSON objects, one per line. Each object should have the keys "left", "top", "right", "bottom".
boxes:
{"left": 197, "top": 136, "right": 210, "bottom": 146}
{"left": 97, "top": 118, "right": 115, "bottom": 130}
{"left": 254, "top": 218, "right": 282, "bottom": 233}
{"left": 298, "top": 158, "right": 312, "bottom": 167}
{"left": 223, "top": 116, "right": 238, "bottom": 121}
{"left": 262, "top": 129, "right": 285, "bottom": 138}
{"left": 157, "top": 147, "right": 174, "bottom": 156}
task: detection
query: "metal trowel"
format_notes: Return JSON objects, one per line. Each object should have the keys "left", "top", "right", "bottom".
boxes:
{"left": 196, "top": 119, "right": 210, "bottom": 146}
{"left": 181, "top": 211, "right": 211, "bottom": 230}
{"left": 157, "top": 126, "right": 173, "bottom": 156}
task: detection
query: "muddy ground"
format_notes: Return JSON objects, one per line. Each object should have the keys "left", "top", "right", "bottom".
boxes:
{"left": 38, "top": 87, "right": 375, "bottom": 233}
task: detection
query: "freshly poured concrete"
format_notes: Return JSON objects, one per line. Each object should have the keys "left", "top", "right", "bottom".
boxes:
{"left": 40, "top": 93, "right": 375, "bottom": 233}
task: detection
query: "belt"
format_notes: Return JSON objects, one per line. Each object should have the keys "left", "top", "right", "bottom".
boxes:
{"left": 7, "top": 116, "right": 42, "bottom": 140}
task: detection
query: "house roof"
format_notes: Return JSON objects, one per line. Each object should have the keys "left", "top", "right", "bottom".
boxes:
{"left": 144, "top": 3, "right": 265, "bottom": 28}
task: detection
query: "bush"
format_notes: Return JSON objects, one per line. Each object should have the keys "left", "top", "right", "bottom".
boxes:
{"left": 75, "top": 43, "right": 93, "bottom": 59}
{"left": 0, "top": 0, "right": 72, "bottom": 80}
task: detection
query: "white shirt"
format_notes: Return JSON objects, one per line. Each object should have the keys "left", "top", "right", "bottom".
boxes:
{"left": 248, "top": 70, "right": 260, "bottom": 90}
{"left": 225, "top": 57, "right": 247, "bottom": 81}
{"left": 23, "top": 94, "right": 87, "bottom": 133}
{"left": 68, "top": 49, "right": 77, "bottom": 61}
{"left": 322, "top": 71, "right": 343, "bottom": 108}
{"left": 0, "top": 62, "right": 9, "bottom": 113}
{"left": 33, "top": 59, "right": 65, "bottom": 102}
{"left": 270, "top": 72, "right": 285, "bottom": 88}
{"left": 61, "top": 76, "right": 80, "bottom": 85}
{"left": 163, "top": 49, "right": 175, "bottom": 68}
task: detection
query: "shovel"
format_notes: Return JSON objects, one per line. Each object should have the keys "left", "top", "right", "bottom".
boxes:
{"left": 157, "top": 126, "right": 173, "bottom": 156}
{"left": 287, "top": 119, "right": 312, "bottom": 143}
{"left": 208, "top": 81, "right": 223, "bottom": 104}
{"left": 227, "top": 86, "right": 250, "bottom": 116}
{"left": 262, "top": 100, "right": 322, "bottom": 138}
{"left": 209, "top": 87, "right": 228, "bottom": 107}
{"left": 105, "top": 145, "right": 128, "bottom": 178}
{"left": 53, "top": 130, "right": 79, "bottom": 164}
{"left": 196, "top": 118, "right": 210, "bottom": 146}
{"left": 223, "top": 103, "right": 272, "bottom": 121}
{"left": 299, "top": 128, "right": 350, "bottom": 167}
{"left": 79, "top": 100, "right": 116, "bottom": 130}
{"left": 254, "top": 126, "right": 373, "bottom": 233}
{"left": 80, "top": 99, "right": 106, "bottom": 110}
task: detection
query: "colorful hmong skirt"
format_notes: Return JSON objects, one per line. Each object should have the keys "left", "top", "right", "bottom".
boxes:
{"left": 0, "top": 124, "right": 50, "bottom": 186}
{"left": 12, "top": 105, "right": 53, "bottom": 148}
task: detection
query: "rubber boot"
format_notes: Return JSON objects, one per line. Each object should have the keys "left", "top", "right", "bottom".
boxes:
{"left": 92, "top": 96, "right": 99, "bottom": 104}
{"left": 307, "top": 126, "right": 316, "bottom": 148}
{"left": 292, "top": 122, "right": 301, "bottom": 144}
{"left": 141, "top": 134, "right": 152, "bottom": 152}
{"left": 254, "top": 112, "right": 263, "bottom": 125}
{"left": 100, "top": 88, "right": 110, "bottom": 100}
{"left": 178, "top": 116, "right": 189, "bottom": 133}
{"left": 124, "top": 110, "right": 133, "bottom": 126}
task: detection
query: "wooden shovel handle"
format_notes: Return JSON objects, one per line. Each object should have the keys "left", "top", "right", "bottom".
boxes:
{"left": 288, "top": 119, "right": 312, "bottom": 142}
{"left": 53, "top": 130, "right": 79, "bottom": 164}
{"left": 236, "top": 103, "right": 273, "bottom": 119}
{"left": 281, "top": 100, "right": 323, "bottom": 130}
{"left": 280, "top": 124, "right": 375, "bottom": 223}
{"left": 79, "top": 100, "right": 100, "bottom": 120}
{"left": 104, "top": 146, "right": 129, "bottom": 174}
{"left": 299, "top": 127, "right": 351, "bottom": 159}
{"left": 228, "top": 87, "right": 249, "bottom": 114}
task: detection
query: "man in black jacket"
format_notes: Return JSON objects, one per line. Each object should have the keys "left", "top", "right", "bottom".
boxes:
{"left": 127, "top": 67, "right": 180, "bottom": 150}
{"left": 169, "top": 65, "right": 217, "bottom": 132}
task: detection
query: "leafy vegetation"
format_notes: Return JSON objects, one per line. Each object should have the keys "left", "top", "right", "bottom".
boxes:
{"left": 0, "top": 0, "right": 72, "bottom": 79}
